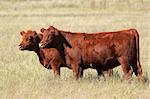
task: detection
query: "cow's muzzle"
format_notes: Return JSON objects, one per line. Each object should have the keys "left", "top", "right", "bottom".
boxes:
{"left": 39, "top": 43, "right": 46, "bottom": 48}
{"left": 19, "top": 45, "right": 25, "bottom": 50}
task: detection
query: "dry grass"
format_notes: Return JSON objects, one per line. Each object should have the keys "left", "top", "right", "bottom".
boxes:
{"left": 0, "top": 0, "right": 150, "bottom": 99}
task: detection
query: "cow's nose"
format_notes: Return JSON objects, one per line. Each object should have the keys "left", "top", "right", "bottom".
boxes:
{"left": 19, "top": 44, "right": 22, "bottom": 48}
{"left": 19, "top": 46, "right": 22, "bottom": 50}
{"left": 19, "top": 44, "right": 23, "bottom": 50}
{"left": 19, "top": 44, "right": 21, "bottom": 46}
{"left": 39, "top": 43, "right": 43, "bottom": 48}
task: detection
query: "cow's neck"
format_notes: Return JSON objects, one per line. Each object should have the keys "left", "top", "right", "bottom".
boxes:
{"left": 50, "top": 36, "right": 65, "bottom": 61}
{"left": 46, "top": 31, "right": 71, "bottom": 62}
{"left": 33, "top": 46, "right": 44, "bottom": 64}
{"left": 60, "top": 31, "right": 71, "bottom": 43}
{"left": 59, "top": 31, "right": 72, "bottom": 48}
{"left": 33, "top": 45, "right": 40, "bottom": 54}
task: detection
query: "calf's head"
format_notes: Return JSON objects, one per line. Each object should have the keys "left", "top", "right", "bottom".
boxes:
{"left": 19, "top": 30, "right": 42, "bottom": 51}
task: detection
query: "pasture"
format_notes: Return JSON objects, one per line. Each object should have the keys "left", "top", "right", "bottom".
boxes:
{"left": 0, "top": 0, "right": 150, "bottom": 99}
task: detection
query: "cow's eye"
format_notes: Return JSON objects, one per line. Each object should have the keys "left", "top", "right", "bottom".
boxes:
{"left": 48, "top": 35, "right": 52, "bottom": 40}
{"left": 51, "top": 31, "right": 55, "bottom": 34}
{"left": 29, "top": 36, "right": 33, "bottom": 40}
{"left": 27, "top": 36, "right": 33, "bottom": 42}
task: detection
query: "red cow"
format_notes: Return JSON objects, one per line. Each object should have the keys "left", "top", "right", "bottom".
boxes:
{"left": 18, "top": 30, "right": 106, "bottom": 79}
{"left": 19, "top": 30, "right": 63, "bottom": 78}
{"left": 39, "top": 26, "right": 142, "bottom": 80}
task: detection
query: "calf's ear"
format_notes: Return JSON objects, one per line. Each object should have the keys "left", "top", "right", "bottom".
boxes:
{"left": 40, "top": 28, "right": 46, "bottom": 33}
{"left": 20, "top": 31, "right": 25, "bottom": 36}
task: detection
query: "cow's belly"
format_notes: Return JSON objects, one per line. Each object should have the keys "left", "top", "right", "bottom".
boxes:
{"left": 82, "top": 44, "right": 120, "bottom": 69}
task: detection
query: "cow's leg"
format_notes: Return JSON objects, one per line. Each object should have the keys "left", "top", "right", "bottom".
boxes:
{"left": 96, "top": 69, "right": 103, "bottom": 76}
{"left": 132, "top": 59, "right": 142, "bottom": 81}
{"left": 118, "top": 57, "right": 133, "bottom": 80}
{"left": 44, "top": 60, "right": 51, "bottom": 69}
{"left": 71, "top": 63, "right": 80, "bottom": 80}
{"left": 80, "top": 68, "right": 84, "bottom": 78}
{"left": 51, "top": 63, "right": 60, "bottom": 78}
{"left": 107, "top": 69, "right": 113, "bottom": 77}
{"left": 96, "top": 69, "right": 105, "bottom": 81}
{"left": 137, "top": 62, "right": 142, "bottom": 81}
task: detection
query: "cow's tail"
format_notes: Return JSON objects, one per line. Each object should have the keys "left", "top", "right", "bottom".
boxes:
{"left": 131, "top": 29, "right": 142, "bottom": 77}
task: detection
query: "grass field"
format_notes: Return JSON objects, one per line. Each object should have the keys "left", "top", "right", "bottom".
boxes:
{"left": 0, "top": 0, "right": 150, "bottom": 99}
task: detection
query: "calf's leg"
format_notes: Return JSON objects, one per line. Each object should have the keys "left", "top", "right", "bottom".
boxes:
{"left": 51, "top": 63, "right": 60, "bottom": 78}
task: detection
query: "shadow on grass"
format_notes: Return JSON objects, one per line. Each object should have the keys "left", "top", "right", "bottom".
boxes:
{"left": 142, "top": 72, "right": 149, "bottom": 84}
{"left": 79, "top": 70, "right": 149, "bottom": 85}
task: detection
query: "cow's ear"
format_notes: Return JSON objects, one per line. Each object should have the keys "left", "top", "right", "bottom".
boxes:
{"left": 48, "top": 26, "right": 56, "bottom": 30}
{"left": 33, "top": 31, "right": 37, "bottom": 35}
{"left": 20, "top": 31, "right": 25, "bottom": 36}
{"left": 40, "top": 28, "right": 46, "bottom": 33}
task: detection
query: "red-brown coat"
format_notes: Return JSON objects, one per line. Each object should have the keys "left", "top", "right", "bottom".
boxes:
{"left": 39, "top": 26, "right": 142, "bottom": 80}
{"left": 19, "top": 30, "right": 63, "bottom": 78}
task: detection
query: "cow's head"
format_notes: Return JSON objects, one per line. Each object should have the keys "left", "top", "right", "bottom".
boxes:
{"left": 39, "top": 26, "right": 72, "bottom": 49}
{"left": 39, "top": 26, "right": 59, "bottom": 48}
{"left": 19, "top": 30, "right": 42, "bottom": 51}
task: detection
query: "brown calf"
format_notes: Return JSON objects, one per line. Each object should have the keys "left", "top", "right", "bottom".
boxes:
{"left": 19, "top": 30, "right": 63, "bottom": 78}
